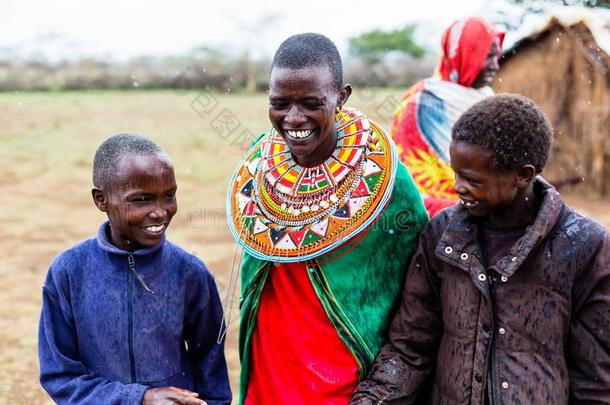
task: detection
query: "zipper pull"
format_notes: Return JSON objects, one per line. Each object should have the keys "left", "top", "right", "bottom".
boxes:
{"left": 127, "top": 253, "right": 153, "bottom": 293}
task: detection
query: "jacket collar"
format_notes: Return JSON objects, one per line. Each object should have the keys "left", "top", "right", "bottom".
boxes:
{"left": 96, "top": 221, "right": 165, "bottom": 257}
{"left": 435, "top": 177, "right": 565, "bottom": 279}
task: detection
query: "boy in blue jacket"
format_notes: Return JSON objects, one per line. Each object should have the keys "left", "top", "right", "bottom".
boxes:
{"left": 38, "top": 134, "right": 231, "bottom": 405}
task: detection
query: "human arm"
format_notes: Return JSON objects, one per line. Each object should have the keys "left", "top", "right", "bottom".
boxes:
{"left": 38, "top": 266, "right": 148, "bottom": 404}
{"left": 350, "top": 226, "right": 444, "bottom": 404}
{"left": 568, "top": 231, "right": 610, "bottom": 404}
{"left": 183, "top": 262, "right": 231, "bottom": 405}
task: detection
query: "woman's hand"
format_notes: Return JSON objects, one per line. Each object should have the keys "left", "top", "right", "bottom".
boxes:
{"left": 142, "top": 386, "right": 207, "bottom": 405}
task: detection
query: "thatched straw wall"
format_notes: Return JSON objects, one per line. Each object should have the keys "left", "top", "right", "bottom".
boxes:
{"left": 494, "top": 19, "right": 610, "bottom": 197}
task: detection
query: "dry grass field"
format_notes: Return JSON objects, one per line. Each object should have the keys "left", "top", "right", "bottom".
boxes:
{"left": 1, "top": 89, "right": 608, "bottom": 403}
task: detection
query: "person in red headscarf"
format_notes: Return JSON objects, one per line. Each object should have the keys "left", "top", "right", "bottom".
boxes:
{"left": 391, "top": 17, "right": 504, "bottom": 217}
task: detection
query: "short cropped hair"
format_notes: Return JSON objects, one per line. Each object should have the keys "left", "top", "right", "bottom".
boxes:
{"left": 93, "top": 134, "right": 165, "bottom": 190}
{"left": 271, "top": 33, "right": 343, "bottom": 90}
{"left": 452, "top": 94, "right": 553, "bottom": 173}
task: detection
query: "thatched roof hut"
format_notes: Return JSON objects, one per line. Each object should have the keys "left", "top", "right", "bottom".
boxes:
{"left": 494, "top": 7, "right": 610, "bottom": 196}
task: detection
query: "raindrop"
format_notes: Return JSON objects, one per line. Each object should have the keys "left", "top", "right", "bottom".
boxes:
{"left": 132, "top": 81, "right": 139, "bottom": 88}
{"left": 202, "top": 67, "right": 207, "bottom": 72}
{"left": 587, "top": 100, "right": 591, "bottom": 105}
{"left": 229, "top": 77, "right": 234, "bottom": 82}
{"left": 556, "top": 37, "right": 560, "bottom": 43}
{"left": 17, "top": 101, "right": 22, "bottom": 106}
{"left": 498, "top": 78, "right": 503, "bottom": 83}
{"left": 227, "top": 88, "right": 231, "bottom": 93}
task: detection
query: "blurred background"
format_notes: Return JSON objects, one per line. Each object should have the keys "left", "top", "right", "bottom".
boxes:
{"left": 2, "top": 0, "right": 605, "bottom": 92}
{"left": 1, "top": 0, "right": 609, "bottom": 402}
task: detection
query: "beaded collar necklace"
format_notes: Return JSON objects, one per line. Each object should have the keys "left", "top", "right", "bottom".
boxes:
{"left": 254, "top": 110, "right": 370, "bottom": 227}
{"left": 227, "top": 108, "right": 397, "bottom": 262}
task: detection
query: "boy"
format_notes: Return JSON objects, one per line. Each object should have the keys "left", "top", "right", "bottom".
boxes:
{"left": 350, "top": 94, "right": 610, "bottom": 404}
{"left": 38, "top": 134, "right": 231, "bottom": 405}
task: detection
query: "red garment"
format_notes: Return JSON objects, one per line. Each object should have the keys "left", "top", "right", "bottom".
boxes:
{"left": 439, "top": 17, "right": 505, "bottom": 87}
{"left": 245, "top": 262, "right": 359, "bottom": 405}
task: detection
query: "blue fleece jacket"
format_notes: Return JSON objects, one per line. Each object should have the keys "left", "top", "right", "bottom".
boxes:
{"left": 38, "top": 222, "right": 231, "bottom": 404}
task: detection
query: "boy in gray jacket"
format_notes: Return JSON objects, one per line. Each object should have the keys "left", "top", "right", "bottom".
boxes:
{"left": 351, "top": 94, "right": 610, "bottom": 404}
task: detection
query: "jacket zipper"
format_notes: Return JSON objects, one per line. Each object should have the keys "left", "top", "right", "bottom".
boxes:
{"left": 478, "top": 225, "right": 498, "bottom": 405}
{"left": 488, "top": 273, "right": 499, "bottom": 405}
{"left": 127, "top": 253, "right": 136, "bottom": 383}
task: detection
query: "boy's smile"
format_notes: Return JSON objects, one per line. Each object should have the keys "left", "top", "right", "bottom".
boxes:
{"left": 93, "top": 152, "right": 177, "bottom": 251}
{"left": 268, "top": 65, "right": 351, "bottom": 167}
{"left": 449, "top": 140, "right": 535, "bottom": 227}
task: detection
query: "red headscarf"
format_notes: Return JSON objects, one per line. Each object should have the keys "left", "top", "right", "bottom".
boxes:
{"left": 438, "top": 17, "right": 505, "bottom": 87}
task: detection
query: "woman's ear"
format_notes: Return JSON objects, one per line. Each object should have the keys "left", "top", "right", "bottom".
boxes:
{"left": 92, "top": 187, "right": 108, "bottom": 212}
{"left": 337, "top": 84, "right": 352, "bottom": 109}
{"left": 516, "top": 164, "right": 536, "bottom": 188}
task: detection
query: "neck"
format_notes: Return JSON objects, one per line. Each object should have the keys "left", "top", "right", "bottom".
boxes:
{"left": 488, "top": 183, "right": 537, "bottom": 228}
{"left": 108, "top": 224, "right": 137, "bottom": 252}
{"left": 293, "top": 131, "right": 338, "bottom": 168}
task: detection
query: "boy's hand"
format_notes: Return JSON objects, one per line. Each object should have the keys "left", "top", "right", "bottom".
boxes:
{"left": 142, "top": 386, "right": 207, "bottom": 405}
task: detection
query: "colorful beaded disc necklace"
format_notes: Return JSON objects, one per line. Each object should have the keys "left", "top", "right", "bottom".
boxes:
{"left": 227, "top": 108, "right": 397, "bottom": 262}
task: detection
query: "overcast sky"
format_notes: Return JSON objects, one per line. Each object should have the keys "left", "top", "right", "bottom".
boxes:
{"left": 3, "top": 0, "right": 491, "bottom": 61}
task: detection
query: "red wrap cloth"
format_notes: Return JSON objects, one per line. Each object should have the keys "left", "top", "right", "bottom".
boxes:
{"left": 245, "top": 262, "right": 358, "bottom": 404}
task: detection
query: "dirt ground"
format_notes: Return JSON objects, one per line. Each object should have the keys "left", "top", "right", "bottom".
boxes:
{"left": 1, "top": 90, "right": 608, "bottom": 403}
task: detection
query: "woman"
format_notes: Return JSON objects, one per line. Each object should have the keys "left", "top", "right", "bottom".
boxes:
{"left": 226, "top": 33, "right": 428, "bottom": 404}
{"left": 392, "top": 17, "right": 504, "bottom": 216}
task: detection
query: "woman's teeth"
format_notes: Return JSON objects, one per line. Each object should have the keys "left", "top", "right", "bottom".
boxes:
{"left": 286, "top": 129, "right": 313, "bottom": 139}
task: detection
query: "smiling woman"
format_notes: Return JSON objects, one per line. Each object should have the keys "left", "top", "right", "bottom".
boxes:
{"left": 268, "top": 65, "right": 349, "bottom": 167}
{"left": 391, "top": 17, "right": 505, "bottom": 217}
{"left": 226, "top": 33, "right": 429, "bottom": 405}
